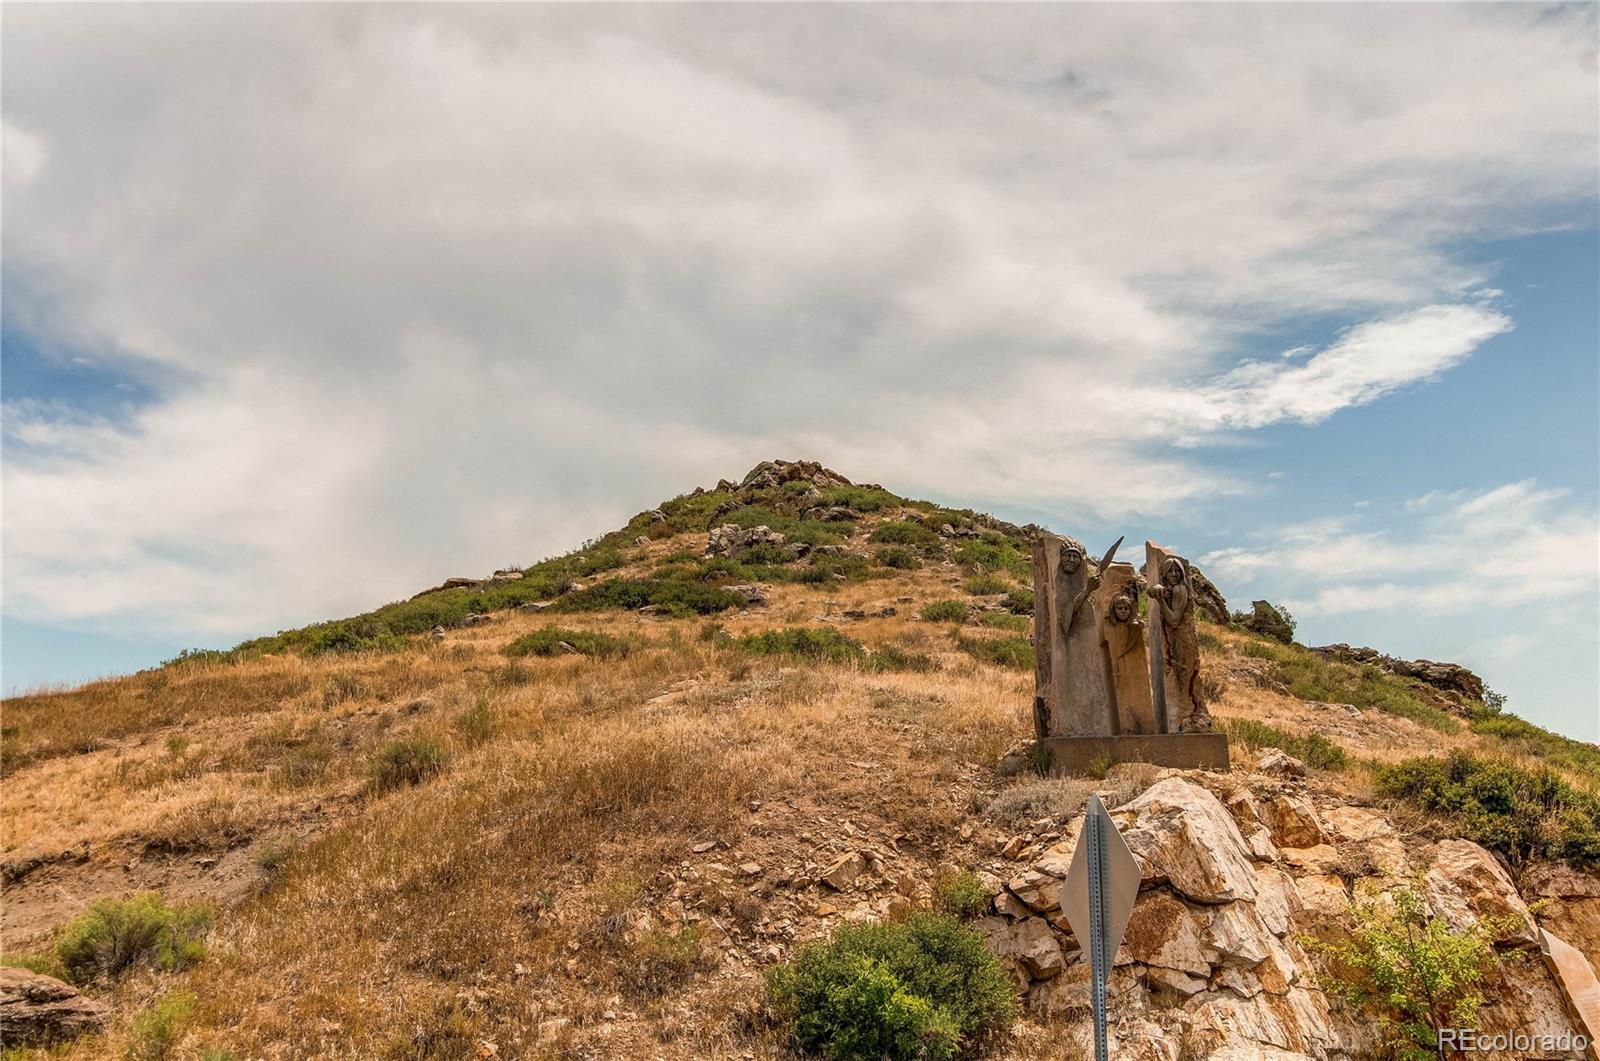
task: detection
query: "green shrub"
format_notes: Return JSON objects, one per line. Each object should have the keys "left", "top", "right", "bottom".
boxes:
{"left": 953, "top": 536, "right": 1030, "bottom": 580}
{"left": 738, "top": 628, "right": 867, "bottom": 665}
{"left": 127, "top": 991, "right": 197, "bottom": 1061}
{"left": 933, "top": 872, "right": 990, "bottom": 921}
{"left": 55, "top": 893, "right": 209, "bottom": 984}
{"left": 724, "top": 505, "right": 842, "bottom": 546}
{"left": 1468, "top": 711, "right": 1600, "bottom": 782}
{"left": 956, "top": 635, "right": 1034, "bottom": 671}
{"left": 766, "top": 913, "right": 1016, "bottom": 1061}
{"left": 555, "top": 577, "right": 744, "bottom": 616}
{"left": 977, "top": 613, "right": 1029, "bottom": 632}
{"left": 817, "top": 486, "right": 903, "bottom": 513}
{"left": 1232, "top": 600, "right": 1296, "bottom": 644}
{"left": 920, "top": 600, "right": 970, "bottom": 624}
{"left": 1375, "top": 751, "right": 1600, "bottom": 869}
{"left": 869, "top": 520, "right": 939, "bottom": 546}
{"left": 1307, "top": 884, "right": 1510, "bottom": 1061}
{"left": 962, "top": 575, "right": 1012, "bottom": 596}
{"left": 1221, "top": 719, "right": 1351, "bottom": 773}
{"left": 371, "top": 739, "right": 445, "bottom": 792}
{"left": 503, "top": 626, "right": 631, "bottom": 659}
{"left": 874, "top": 547, "right": 923, "bottom": 571}
{"left": 1240, "top": 641, "right": 1459, "bottom": 732}
{"left": 1002, "top": 587, "right": 1034, "bottom": 615}
{"left": 869, "top": 645, "right": 940, "bottom": 673}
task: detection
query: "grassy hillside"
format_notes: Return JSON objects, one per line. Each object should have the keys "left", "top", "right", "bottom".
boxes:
{"left": 4, "top": 460, "right": 1595, "bottom": 1059}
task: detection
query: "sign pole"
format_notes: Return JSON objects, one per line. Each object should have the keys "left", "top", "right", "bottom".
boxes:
{"left": 1060, "top": 794, "right": 1140, "bottom": 1061}
{"left": 1087, "top": 804, "right": 1109, "bottom": 1061}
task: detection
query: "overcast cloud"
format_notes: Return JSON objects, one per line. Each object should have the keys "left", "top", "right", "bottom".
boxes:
{"left": 3, "top": 6, "right": 1597, "bottom": 690}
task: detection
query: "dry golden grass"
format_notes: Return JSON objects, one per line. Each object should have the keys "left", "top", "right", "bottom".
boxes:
{"left": 4, "top": 527, "right": 1578, "bottom": 1058}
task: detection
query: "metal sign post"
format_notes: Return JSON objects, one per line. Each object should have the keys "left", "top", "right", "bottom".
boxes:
{"left": 1059, "top": 794, "right": 1141, "bottom": 1061}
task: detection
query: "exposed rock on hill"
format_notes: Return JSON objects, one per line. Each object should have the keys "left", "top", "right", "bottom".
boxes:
{"left": 0, "top": 967, "right": 109, "bottom": 1047}
{"left": 1311, "top": 643, "right": 1486, "bottom": 703}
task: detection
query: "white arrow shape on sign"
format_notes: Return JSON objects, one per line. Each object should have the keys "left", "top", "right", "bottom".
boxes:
{"left": 1058, "top": 793, "right": 1142, "bottom": 1061}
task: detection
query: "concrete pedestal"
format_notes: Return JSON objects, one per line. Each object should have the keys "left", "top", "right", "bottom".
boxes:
{"left": 1041, "top": 733, "right": 1229, "bottom": 775}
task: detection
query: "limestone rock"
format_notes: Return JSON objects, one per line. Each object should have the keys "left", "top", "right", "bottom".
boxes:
{"left": 707, "top": 524, "right": 787, "bottom": 558}
{"left": 1119, "top": 893, "right": 1210, "bottom": 976}
{"left": 1424, "top": 839, "right": 1536, "bottom": 946}
{"left": 1205, "top": 901, "right": 1274, "bottom": 969}
{"left": 1119, "top": 778, "right": 1259, "bottom": 904}
{"left": 1253, "top": 865, "right": 1302, "bottom": 937}
{"left": 0, "top": 967, "right": 110, "bottom": 1046}
{"left": 1255, "top": 748, "right": 1305, "bottom": 778}
{"left": 819, "top": 851, "right": 866, "bottom": 890}
{"left": 1007, "top": 868, "right": 1062, "bottom": 914}
{"left": 1293, "top": 874, "right": 1348, "bottom": 919}
{"left": 1262, "top": 795, "right": 1327, "bottom": 849}
{"left": 1538, "top": 928, "right": 1600, "bottom": 1051}
{"left": 1224, "top": 788, "right": 1279, "bottom": 862}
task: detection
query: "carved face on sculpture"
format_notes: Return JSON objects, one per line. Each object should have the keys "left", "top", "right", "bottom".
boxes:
{"left": 1060, "top": 547, "right": 1084, "bottom": 574}
{"left": 1160, "top": 557, "right": 1187, "bottom": 587}
{"left": 1110, "top": 594, "right": 1135, "bottom": 624}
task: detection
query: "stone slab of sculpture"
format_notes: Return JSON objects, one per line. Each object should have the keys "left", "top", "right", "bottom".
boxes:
{"left": 1030, "top": 532, "right": 1114, "bottom": 738}
{"left": 1096, "top": 562, "right": 1156, "bottom": 735}
{"left": 1145, "top": 540, "right": 1213, "bottom": 734}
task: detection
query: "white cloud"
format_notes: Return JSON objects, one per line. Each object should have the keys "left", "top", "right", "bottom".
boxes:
{"left": 1, "top": 5, "right": 1595, "bottom": 640}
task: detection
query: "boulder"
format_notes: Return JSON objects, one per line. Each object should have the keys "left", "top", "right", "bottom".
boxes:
{"left": 706, "top": 524, "right": 787, "bottom": 557}
{"left": 1423, "top": 839, "right": 1536, "bottom": 946}
{"left": 1119, "top": 893, "right": 1210, "bottom": 976}
{"left": 0, "top": 967, "right": 110, "bottom": 1046}
{"left": 1262, "top": 795, "right": 1326, "bottom": 849}
{"left": 819, "top": 851, "right": 867, "bottom": 891}
{"left": 722, "top": 584, "right": 768, "bottom": 606}
{"left": 1255, "top": 749, "right": 1305, "bottom": 778}
{"left": 1538, "top": 928, "right": 1600, "bottom": 1051}
{"left": 1118, "top": 778, "right": 1259, "bottom": 904}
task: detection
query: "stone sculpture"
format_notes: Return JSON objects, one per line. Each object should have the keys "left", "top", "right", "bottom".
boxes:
{"left": 1031, "top": 534, "right": 1120, "bottom": 738}
{"left": 1145, "top": 542, "right": 1212, "bottom": 733}
{"left": 1096, "top": 563, "right": 1155, "bottom": 735}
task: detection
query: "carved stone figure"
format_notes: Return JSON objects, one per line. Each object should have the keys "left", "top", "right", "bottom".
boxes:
{"left": 1096, "top": 563, "right": 1156, "bottom": 735}
{"left": 1145, "top": 542, "right": 1212, "bottom": 733}
{"left": 1031, "top": 534, "right": 1121, "bottom": 738}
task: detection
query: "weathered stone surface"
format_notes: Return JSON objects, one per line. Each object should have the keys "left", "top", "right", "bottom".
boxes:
{"left": 1120, "top": 893, "right": 1210, "bottom": 976}
{"left": 1146, "top": 965, "right": 1208, "bottom": 996}
{"left": 1006, "top": 917, "right": 1067, "bottom": 980}
{"left": 1097, "top": 562, "right": 1156, "bottom": 735}
{"left": 1185, "top": 987, "right": 1336, "bottom": 1058}
{"left": 818, "top": 851, "right": 866, "bottom": 890}
{"left": 1424, "top": 839, "right": 1536, "bottom": 946}
{"left": 1032, "top": 533, "right": 1113, "bottom": 737}
{"left": 1007, "top": 868, "right": 1062, "bottom": 913}
{"left": 1278, "top": 845, "right": 1338, "bottom": 873}
{"left": 1477, "top": 950, "right": 1590, "bottom": 1055}
{"left": 1255, "top": 748, "right": 1305, "bottom": 778}
{"left": 1538, "top": 928, "right": 1600, "bottom": 1051}
{"left": 1262, "top": 795, "right": 1327, "bottom": 849}
{"left": 1224, "top": 788, "right": 1279, "bottom": 862}
{"left": 1253, "top": 865, "right": 1302, "bottom": 937}
{"left": 707, "top": 524, "right": 787, "bottom": 557}
{"left": 1119, "top": 778, "right": 1258, "bottom": 904}
{"left": 1206, "top": 901, "right": 1274, "bottom": 968}
{"left": 1188, "top": 565, "right": 1231, "bottom": 626}
{"left": 1145, "top": 541, "right": 1212, "bottom": 733}
{"left": 737, "top": 459, "right": 854, "bottom": 492}
{"left": 1026, "top": 961, "right": 1144, "bottom": 1016}
{"left": 0, "top": 967, "right": 110, "bottom": 1046}
{"left": 722, "top": 583, "right": 768, "bottom": 606}
{"left": 1526, "top": 860, "right": 1600, "bottom": 900}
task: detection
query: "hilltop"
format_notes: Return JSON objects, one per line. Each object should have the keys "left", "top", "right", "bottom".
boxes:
{"left": 4, "top": 460, "right": 1598, "bottom": 1059}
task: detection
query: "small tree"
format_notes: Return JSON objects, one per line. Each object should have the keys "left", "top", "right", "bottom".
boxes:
{"left": 1307, "top": 884, "right": 1513, "bottom": 1060}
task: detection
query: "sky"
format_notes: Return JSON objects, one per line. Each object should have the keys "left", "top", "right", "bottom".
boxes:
{"left": 3, "top": 5, "right": 1597, "bottom": 740}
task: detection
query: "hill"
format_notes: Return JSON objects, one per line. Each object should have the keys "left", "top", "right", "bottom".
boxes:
{"left": 4, "top": 460, "right": 1598, "bottom": 1058}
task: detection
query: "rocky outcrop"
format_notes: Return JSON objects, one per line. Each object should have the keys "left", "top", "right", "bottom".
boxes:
{"left": 706, "top": 524, "right": 787, "bottom": 558}
{"left": 0, "top": 967, "right": 109, "bottom": 1046}
{"left": 1310, "top": 644, "right": 1485, "bottom": 703}
{"left": 737, "top": 459, "right": 855, "bottom": 492}
{"left": 1188, "top": 566, "right": 1230, "bottom": 625}
{"left": 972, "top": 773, "right": 1597, "bottom": 1059}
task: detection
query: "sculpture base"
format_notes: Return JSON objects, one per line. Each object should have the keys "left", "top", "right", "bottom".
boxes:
{"left": 1041, "top": 733, "right": 1230, "bottom": 775}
